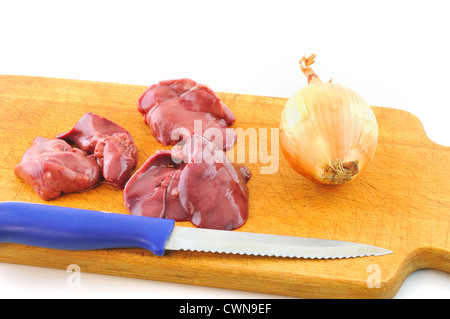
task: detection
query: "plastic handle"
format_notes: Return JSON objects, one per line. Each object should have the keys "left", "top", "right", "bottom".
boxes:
{"left": 0, "top": 201, "right": 175, "bottom": 256}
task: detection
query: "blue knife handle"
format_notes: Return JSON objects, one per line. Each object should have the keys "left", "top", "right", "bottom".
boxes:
{"left": 0, "top": 201, "right": 175, "bottom": 256}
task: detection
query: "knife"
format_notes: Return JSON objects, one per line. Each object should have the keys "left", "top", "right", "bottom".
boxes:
{"left": 0, "top": 201, "right": 392, "bottom": 259}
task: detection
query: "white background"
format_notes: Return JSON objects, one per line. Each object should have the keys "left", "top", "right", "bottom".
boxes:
{"left": 1, "top": 0, "right": 449, "bottom": 299}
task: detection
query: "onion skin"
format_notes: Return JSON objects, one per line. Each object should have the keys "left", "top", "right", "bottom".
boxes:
{"left": 280, "top": 56, "right": 378, "bottom": 185}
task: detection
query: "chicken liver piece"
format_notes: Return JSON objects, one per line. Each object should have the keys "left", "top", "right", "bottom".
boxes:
{"left": 14, "top": 137, "right": 103, "bottom": 201}
{"left": 137, "top": 78, "right": 237, "bottom": 151}
{"left": 57, "top": 112, "right": 138, "bottom": 189}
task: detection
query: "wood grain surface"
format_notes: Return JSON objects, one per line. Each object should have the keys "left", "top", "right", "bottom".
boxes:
{"left": 0, "top": 75, "right": 449, "bottom": 298}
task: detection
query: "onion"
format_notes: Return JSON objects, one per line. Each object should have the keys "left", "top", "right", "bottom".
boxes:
{"left": 279, "top": 55, "right": 378, "bottom": 185}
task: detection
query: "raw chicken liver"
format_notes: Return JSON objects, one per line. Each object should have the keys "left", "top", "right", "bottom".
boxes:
{"left": 14, "top": 137, "right": 102, "bottom": 201}
{"left": 178, "top": 135, "right": 251, "bottom": 230}
{"left": 124, "top": 135, "right": 251, "bottom": 230}
{"left": 137, "top": 78, "right": 237, "bottom": 151}
{"left": 57, "top": 113, "right": 138, "bottom": 189}
{"left": 123, "top": 150, "right": 188, "bottom": 221}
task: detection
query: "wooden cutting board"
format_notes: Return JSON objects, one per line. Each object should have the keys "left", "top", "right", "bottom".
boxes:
{"left": 0, "top": 75, "right": 449, "bottom": 299}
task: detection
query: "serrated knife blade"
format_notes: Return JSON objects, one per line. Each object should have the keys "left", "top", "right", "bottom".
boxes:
{"left": 164, "top": 226, "right": 391, "bottom": 259}
{"left": 0, "top": 201, "right": 392, "bottom": 259}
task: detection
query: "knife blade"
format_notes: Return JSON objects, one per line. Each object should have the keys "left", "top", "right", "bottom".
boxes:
{"left": 0, "top": 201, "right": 392, "bottom": 259}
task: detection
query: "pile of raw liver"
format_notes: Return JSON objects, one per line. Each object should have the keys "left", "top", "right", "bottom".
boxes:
{"left": 124, "top": 133, "right": 251, "bottom": 230}
{"left": 137, "top": 78, "right": 237, "bottom": 151}
{"left": 15, "top": 113, "right": 138, "bottom": 200}
{"left": 14, "top": 78, "right": 251, "bottom": 230}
